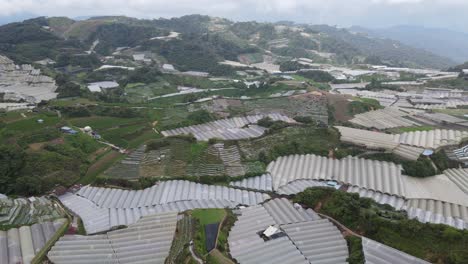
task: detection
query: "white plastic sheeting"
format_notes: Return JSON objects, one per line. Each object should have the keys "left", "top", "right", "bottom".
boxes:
{"left": 228, "top": 205, "right": 309, "bottom": 264}
{"left": 404, "top": 199, "right": 468, "bottom": 230}
{"left": 396, "top": 129, "right": 468, "bottom": 149}
{"left": 267, "top": 154, "right": 406, "bottom": 196}
{"left": 362, "top": 237, "right": 430, "bottom": 264}
{"left": 228, "top": 199, "right": 349, "bottom": 264}
{"left": 230, "top": 174, "right": 273, "bottom": 192}
{"left": 0, "top": 219, "right": 66, "bottom": 264}
{"left": 277, "top": 179, "right": 329, "bottom": 196}
{"left": 62, "top": 181, "right": 268, "bottom": 234}
{"left": 109, "top": 199, "right": 237, "bottom": 227}
{"left": 336, "top": 126, "right": 424, "bottom": 160}
{"left": 77, "top": 180, "right": 269, "bottom": 208}
{"left": 349, "top": 107, "right": 420, "bottom": 129}
{"left": 161, "top": 113, "right": 295, "bottom": 141}
{"left": 347, "top": 186, "right": 406, "bottom": 210}
{"left": 48, "top": 212, "right": 177, "bottom": 264}
{"left": 443, "top": 168, "right": 468, "bottom": 195}
{"left": 59, "top": 193, "right": 110, "bottom": 234}
{"left": 282, "top": 220, "right": 349, "bottom": 264}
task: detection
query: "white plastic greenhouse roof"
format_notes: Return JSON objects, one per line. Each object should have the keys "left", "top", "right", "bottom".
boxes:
{"left": 362, "top": 237, "right": 430, "bottom": 264}
{"left": 161, "top": 113, "right": 295, "bottom": 141}
{"left": 228, "top": 199, "right": 348, "bottom": 264}
{"left": 61, "top": 180, "right": 268, "bottom": 234}
{"left": 336, "top": 126, "right": 424, "bottom": 160}
{"left": 347, "top": 186, "right": 406, "bottom": 210}
{"left": 228, "top": 205, "right": 309, "bottom": 264}
{"left": 444, "top": 168, "right": 468, "bottom": 195}
{"left": 396, "top": 129, "right": 468, "bottom": 149}
{"left": 349, "top": 107, "right": 421, "bottom": 129}
{"left": 402, "top": 174, "right": 468, "bottom": 206}
{"left": 267, "top": 154, "right": 406, "bottom": 196}
{"left": 404, "top": 199, "right": 468, "bottom": 230}
{"left": 77, "top": 180, "right": 269, "bottom": 208}
{"left": 230, "top": 174, "right": 273, "bottom": 192}
{"left": 0, "top": 219, "right": 66, "bottom": 264}
{"left": 48, "top": 212, "right": 177, "bottom": 264}
{"left": 282, "top": 220, "right": 349, "bottom": 264}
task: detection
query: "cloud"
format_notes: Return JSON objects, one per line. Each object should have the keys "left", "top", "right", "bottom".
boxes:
{"left": 0, "top": 0, "right": 468, "bottom": 31}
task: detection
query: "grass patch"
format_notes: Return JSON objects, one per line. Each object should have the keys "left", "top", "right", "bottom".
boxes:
{"left": 80, "top": 150, "right": 123, "bottom": 184}
{"left": 192, "top": 209, "right": 226, "bottom": 257}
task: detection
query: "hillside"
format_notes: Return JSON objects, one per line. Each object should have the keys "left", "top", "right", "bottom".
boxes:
{"left": 350, "top": 25, "right": 468, "bottom": 64}
{"left": 0, "top": 15, "right": 456, "bottom": 70}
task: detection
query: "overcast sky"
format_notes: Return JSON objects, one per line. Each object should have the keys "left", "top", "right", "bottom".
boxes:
{"left": 1, "top": 0, "right": 468, "bottom": 32}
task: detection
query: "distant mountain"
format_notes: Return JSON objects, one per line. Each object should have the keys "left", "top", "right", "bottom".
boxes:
{"left": 350, "top": 25, "right": 468, "bottom": 64}
{"left": 0, "top": 15, "right": 456, "bottom": 70}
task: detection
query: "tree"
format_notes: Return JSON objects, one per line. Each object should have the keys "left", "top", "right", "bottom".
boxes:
{"left": 0, "top": 145, "right": 25, "bottom": 194}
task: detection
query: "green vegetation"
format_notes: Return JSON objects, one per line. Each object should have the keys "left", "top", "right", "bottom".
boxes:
{"left": 395, "top": 126, "right": 435, "bottom": 133}
{"left": 346, "top": 236, "right": 365, "bottom": 264}
{"left": 296, "top": 70, "right": 335, "bottom": 82}
{"left": 348, "top": 98, "right": 382, "bottom": 115}
{"left": 192, "top": 209, "right": 226, "bottom": 257}
{"left": 360, "top": 153, "right": 437, "bottom": 177}
{"left": 431, "top": 150, "right": 461, "bottom": 172}
{"left": 295, "top": 187, "right": 468, "bottom": 263}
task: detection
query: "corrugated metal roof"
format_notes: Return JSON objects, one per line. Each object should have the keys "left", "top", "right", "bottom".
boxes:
{"left": 267, "top": 154, "right": 406, "bottom": 197}
{"left": 161, "top": 113, "right": 295, "bottom": 141}
{"left": 282, "top": 219, "right": 349, "bottom": 264}
{"left": 362, "top": 237, "right": 430, "bottom": 264}
{"left": 230, "top": 174, "right": 273, "bottom": 192}
{"left": 48, "top": 212, "right": 177, "bottom": 264}
{"left": 77, "top": 180, "right": 269, "bottom": 209}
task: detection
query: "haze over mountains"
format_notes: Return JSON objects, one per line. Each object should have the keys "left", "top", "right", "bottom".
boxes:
{"left": 351, "top": 25, "right": 468, "bottom": 64}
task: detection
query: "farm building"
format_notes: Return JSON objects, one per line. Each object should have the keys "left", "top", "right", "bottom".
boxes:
{"left": 87, "top": 81, "right": 119, "bottom": 93}
{"left": 161, "top": 113, "right": 295, "bottom": 141}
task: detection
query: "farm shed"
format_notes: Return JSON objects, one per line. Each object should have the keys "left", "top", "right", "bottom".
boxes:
{"left": 48, "top": 212, "right": 177, "bottom": 264}
{"left": 161, "top": 113, "right": 295, "bottom": 141}
{"left": 397, "top": 129, "right": 468, "bottom": 149}
{"left": 362, "top": 237, "right": 430, "bottom": 264}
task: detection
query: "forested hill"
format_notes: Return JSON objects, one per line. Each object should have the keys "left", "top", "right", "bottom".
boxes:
{"left": 0, "top": 15, "right": 456, "bottom": 69}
